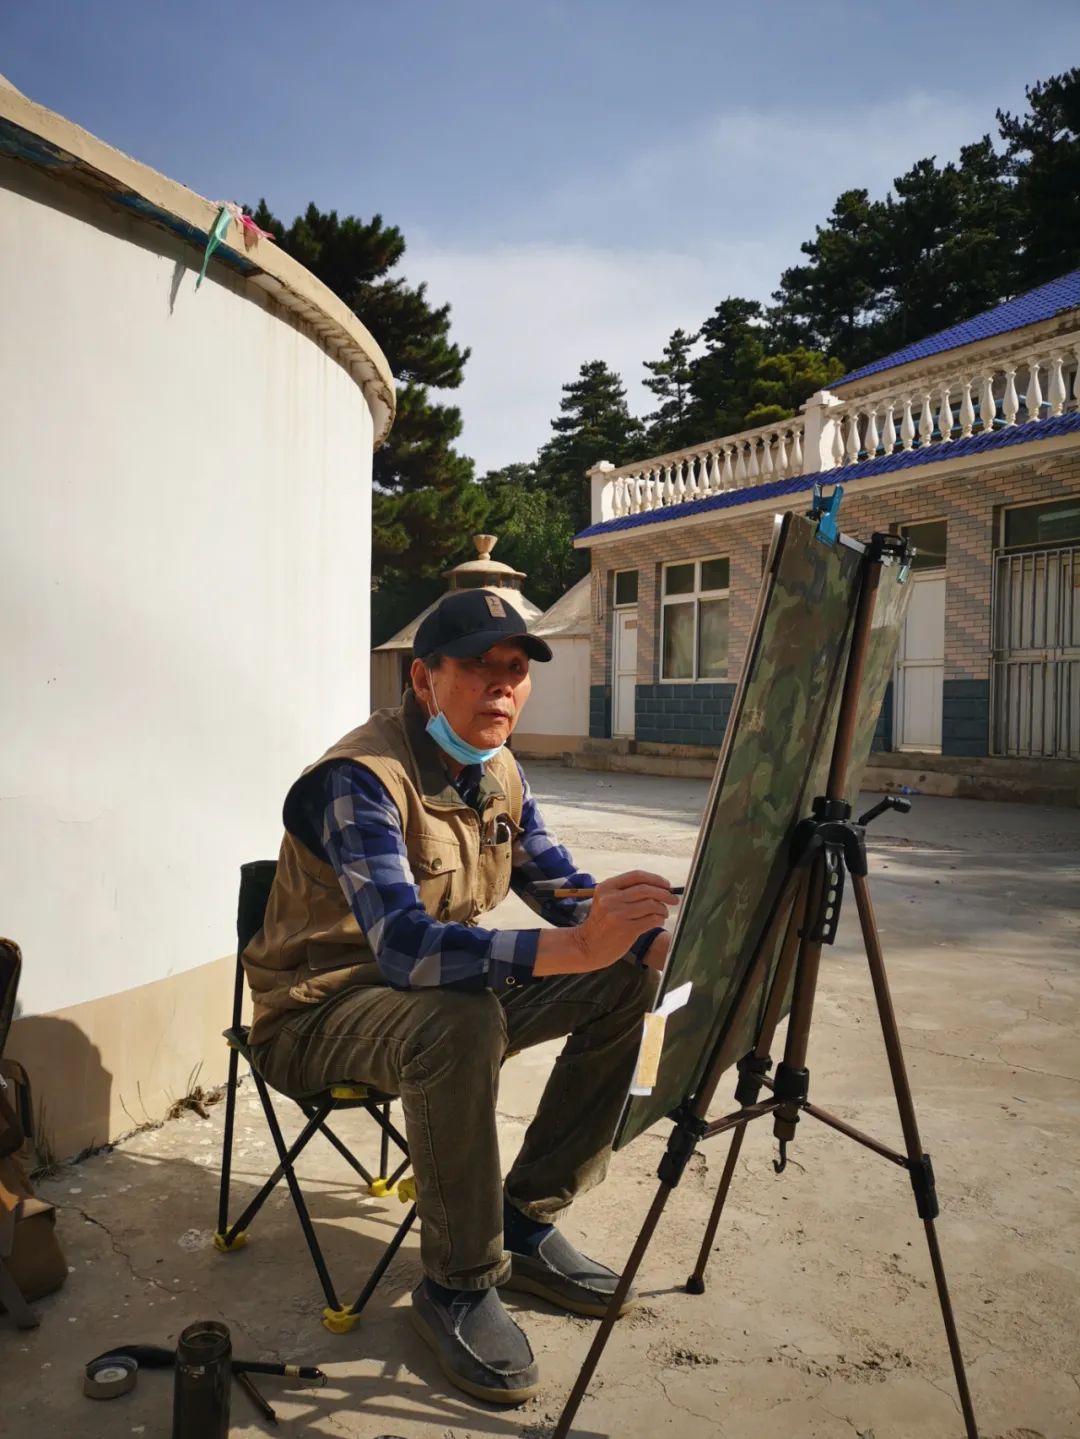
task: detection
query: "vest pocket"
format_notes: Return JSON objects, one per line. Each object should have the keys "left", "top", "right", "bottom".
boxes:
{"left": 406, "top": 832, "right": 462, "bottom": 921}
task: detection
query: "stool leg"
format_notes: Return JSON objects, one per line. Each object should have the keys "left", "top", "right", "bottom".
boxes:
{"left": 347, "top": 1204, "right": 418, "bottom": 1317}
{"left": 216, "top": 1045, "right": 242, "bottom": 1238}
{"left": 379, "top": 1102, "right": 390, "bottom": 1178}
{"left": 253, "top": 1077, "right": 341, "bottom": 1311}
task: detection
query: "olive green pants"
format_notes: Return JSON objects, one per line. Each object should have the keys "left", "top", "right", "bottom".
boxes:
{"left": 251, "top": 960, "right": 657, "bottom": 1290}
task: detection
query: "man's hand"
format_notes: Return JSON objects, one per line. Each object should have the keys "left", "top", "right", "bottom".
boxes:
{"left": 535, "top": 871, "right": 678, "bottom": 977}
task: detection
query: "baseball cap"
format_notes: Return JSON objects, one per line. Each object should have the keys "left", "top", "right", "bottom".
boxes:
{"left": 413, "top": 590, "right": 552, "bottom": 663}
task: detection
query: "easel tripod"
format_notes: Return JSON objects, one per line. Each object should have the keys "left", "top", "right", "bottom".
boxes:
{"left": 553, "top": 532, "right": 979, "bottom": 1439}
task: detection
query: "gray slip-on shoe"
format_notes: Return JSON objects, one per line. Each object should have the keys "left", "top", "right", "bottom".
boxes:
{"left": 410, "top": 1281, "right": 540, "bottom": 1406}
{"left": 502, "top": 1228, "right": 637, "bottom": 1318}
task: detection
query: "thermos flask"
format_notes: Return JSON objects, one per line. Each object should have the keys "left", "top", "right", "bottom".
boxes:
{"left": 172, "top": 1319, "right": 231, "bottom": 1439}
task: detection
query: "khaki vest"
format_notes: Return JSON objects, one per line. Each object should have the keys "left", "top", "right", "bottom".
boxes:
{"left": 243, "top": 694, "right": 524, "bottom": 1046}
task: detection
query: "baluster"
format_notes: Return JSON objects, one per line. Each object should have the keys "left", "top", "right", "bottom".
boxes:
{"left": 959, "top": 379, "right": 975, "bottom": 438}
{"left": 918, "top": 393, "right": 934, "bottom": 447}
{"left": 845, "top": 411, "right": 862, "bottom": 464}
{"left": 1073, "top": 344, "right": 1080, "bottom": 409}
{"left": 1048, "top": 354, "right": 1067, "bottom": 416}
{"left": 938, "top": 382, "right": 953, "bottom": 441}
{"left": 1002, "top": 370, "right": 1019, "bottom": 426}
{"left": 832, "top": 414, "right": 846, "bottom": 466}
{"left": 613, "top": 477, "right": 626, "bottom": 516}
{"left": 881, "top": 401, "right": 896, "bottom": 454}
{"left": 706, "top": 451, "right": 720, "bottom": 494}
{"left": 733, "top": 445, "right": 747, "bottom": 484}
{"left": 690, "top": 455, "right": 703, "bottom": 498}
{"left": 680, "top": 458, "right": 694, "bottom": 501}
{"left": 639, "top": 468, "right": 651, "bottom": 510}
{"left": 760, "top": 435, "right": 774, "bottom": 477}
{"left": 747, "top": 441, "right": 760, "bottom": 480}
{"left": 899, "top": 396, "right": 915, "bottom": 450}
{"left": 662, "top": 465, "right": 673, "bottom": 506}
{"left": 675, "top": 459, "right": 688, "bottom": 502}
{"left": 717, "top": 447, "right": 731, "bottom": 489}
{"left": 635, "top": 475, "right": 648, "bottom": 514}
{"left": 1027, "top": 357, "right": 1043, "bottom": 422}
{"left": 864, "top": 408, "right": 880, "bottom": 458}
{"left": 977, "top": 374, "right": 995, "bottom": 432}
{"left": 791, "top": 427, "right": 803, "bottom": 471}
{"left": 776, "top": 430, "right": 789, "bottom": 476}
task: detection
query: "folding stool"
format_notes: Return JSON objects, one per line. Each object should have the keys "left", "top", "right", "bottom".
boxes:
{"left": 215, "top": 861, "right": 418, "bottom": 1333}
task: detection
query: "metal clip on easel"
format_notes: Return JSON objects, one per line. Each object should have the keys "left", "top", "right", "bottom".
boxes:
{"left": 810, "top": 482, "right": 844, "bottom": 545}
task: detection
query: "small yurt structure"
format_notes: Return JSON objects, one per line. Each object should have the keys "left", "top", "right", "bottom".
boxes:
{"left": 511, "top": 576, "right": 592, "bottom": 758}
{"left": 370, "top": 535, "right": 543, "bottom": 711}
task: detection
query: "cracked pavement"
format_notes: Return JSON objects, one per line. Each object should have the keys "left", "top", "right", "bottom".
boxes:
{"left": 2, "top": 770, "right": 1078, "bottom": 1438}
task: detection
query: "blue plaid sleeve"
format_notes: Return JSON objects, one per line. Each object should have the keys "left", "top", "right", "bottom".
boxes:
{"left": 510, "top": 763, "right": 598, "bottom": 927}
{"left": 311, "top": 763, "right": 538, "bottom": 992}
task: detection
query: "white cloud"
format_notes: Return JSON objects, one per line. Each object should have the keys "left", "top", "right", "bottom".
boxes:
{"left": 408, "top": 91, "right": 992, "bottom": 472}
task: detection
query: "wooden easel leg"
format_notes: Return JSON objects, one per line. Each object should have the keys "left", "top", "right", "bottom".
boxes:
{"left": 685, "top": 873, "right": 808, "bottom": 1293}
{"left": 552, "top": 1181, "right": 672, "bottom": 1439}
{"left": 852, "top": 873, "right": 979, "bottom": 1439}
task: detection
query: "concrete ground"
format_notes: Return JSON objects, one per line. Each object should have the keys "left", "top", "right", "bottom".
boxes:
{"left": 4, "top": 765, "right": 1079, "bottom": 1439}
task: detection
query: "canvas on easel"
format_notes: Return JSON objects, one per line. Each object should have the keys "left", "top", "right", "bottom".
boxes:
{"left": 618, "top": 508, "right": 910, "bottom": 1148}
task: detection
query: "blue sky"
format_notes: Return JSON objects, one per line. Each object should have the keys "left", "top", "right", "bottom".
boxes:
{"left": 5, "top": 1, "right": 1079, "bottom": 469}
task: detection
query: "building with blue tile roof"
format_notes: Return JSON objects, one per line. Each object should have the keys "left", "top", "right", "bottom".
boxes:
{"left": 560, "top": 270, "right": 1080, "bottom": 796}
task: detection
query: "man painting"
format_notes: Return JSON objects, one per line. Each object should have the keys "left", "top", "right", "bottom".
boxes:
{"left": 243, "top": 589, "right": 676, "bottom": 1403}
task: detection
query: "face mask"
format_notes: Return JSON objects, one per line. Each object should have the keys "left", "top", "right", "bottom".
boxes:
{"left": 424, "top": 670, "right": 504, "bottom": 765}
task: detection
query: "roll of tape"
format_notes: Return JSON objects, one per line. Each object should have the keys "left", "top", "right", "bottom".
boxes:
{"left": 84, "top": 1355, "right": 138, "bottom": 1400}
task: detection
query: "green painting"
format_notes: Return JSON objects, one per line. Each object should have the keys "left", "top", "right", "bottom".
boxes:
{"left": 616, "top": 512, "right": 911, "bottom": 1149}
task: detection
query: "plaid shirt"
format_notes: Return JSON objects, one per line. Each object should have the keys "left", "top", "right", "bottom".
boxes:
{"left": 302, "top": 759, "right": 598, "bottom": 993}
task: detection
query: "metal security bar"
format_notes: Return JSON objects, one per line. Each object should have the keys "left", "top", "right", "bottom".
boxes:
{"left": 990, "top": 545, "right": 1080, "bottom": 759}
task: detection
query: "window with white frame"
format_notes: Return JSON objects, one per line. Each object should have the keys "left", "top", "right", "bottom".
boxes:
{"left": 661, "top": 557, "right": 730, "bottom": 680}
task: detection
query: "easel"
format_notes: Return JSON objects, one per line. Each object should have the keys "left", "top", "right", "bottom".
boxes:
{"left": 554, "top": 531, "right": 979, "bottom": 1439}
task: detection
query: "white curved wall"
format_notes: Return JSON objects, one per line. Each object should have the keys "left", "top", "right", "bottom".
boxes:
{"left": 1, "top": 162, "right": 374, "bottom": 1019}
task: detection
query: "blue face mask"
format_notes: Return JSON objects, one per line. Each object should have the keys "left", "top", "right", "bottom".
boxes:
{"left": 424, "top": 670, "right": 504, "bottom": 765}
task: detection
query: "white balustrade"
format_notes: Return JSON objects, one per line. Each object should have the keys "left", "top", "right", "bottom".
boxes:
{"left": 599, "top": 418, "right": 808, "bottom": 519}
{"left": 824, "top": 329, "right": 1080, "bottom": 479}
{"left": 593, "top": 324, "right": 1080, "bottom": 524}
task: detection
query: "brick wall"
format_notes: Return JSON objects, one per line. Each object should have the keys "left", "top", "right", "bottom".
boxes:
{"left": 636, "top": 682, "right": 736, "bottom": 746}
{"left": 587, "top": 444, "right": 1080, "bottom": 753}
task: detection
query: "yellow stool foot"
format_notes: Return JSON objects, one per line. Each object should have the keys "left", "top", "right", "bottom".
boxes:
{"left": 322, "top": 1306, "right": 362, "bottom": 1334}
{"left": 213, "top": 1229, "right": 248, "bottom": 1253}
{"left": 367, "top": 1175, "right": 417, "bottom": 1204}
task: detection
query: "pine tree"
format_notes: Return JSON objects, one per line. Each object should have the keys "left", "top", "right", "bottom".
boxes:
{"left": 687, "top": 299, "right": 770, "bottom": 435}
{"left": 742, "top": 348, "right": 846, "bottom": 427}
{"left": 770, "top": 190, "right": 884, "bottom": 365}
{"left": 642, "top": 328, "right": 700, "bottom": 454}
{"left": 537, "top": 361, "right": 645, "bottom": 533}
{"left": 480, "top": 464, "right": 578, "bottom": 611}
{"left": 250, "top": 201, "right": 487, "bottom": 585}
{"left": 998, "top": 68, "right": 1080, "bottom": 287}
{"left": 871, "top": 142, "right": 1019, "bottom": 353}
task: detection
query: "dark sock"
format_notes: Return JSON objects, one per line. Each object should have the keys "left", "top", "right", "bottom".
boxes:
{"left": 503, "top": 1198, "right": 554, "bottom": 1255}
{"left": 424, "top": 1277, "right": 488, "bottom": 1312}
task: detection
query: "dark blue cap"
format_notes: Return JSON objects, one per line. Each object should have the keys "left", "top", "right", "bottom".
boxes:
{"left": 413, "top": 590, "right": 552, "bottom": 663}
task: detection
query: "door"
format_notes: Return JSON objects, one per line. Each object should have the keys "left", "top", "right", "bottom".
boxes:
{"left": 991, "top": 545, "right": 1080, "bottom": 758}
{"left": 895, "top": 572, "right": 945, "bottom": 750}
{"left": 613, "top": 608, "right": 638, "bottom": 737}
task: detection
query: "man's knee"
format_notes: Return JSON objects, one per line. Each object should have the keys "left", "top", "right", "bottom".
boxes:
{"left": 410, "top": 988, "right": 507, "bottom": 1063}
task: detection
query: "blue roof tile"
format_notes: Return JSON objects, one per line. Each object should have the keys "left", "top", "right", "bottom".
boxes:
{"left": 576, "top": 410, "right": 1080, "bottom": 541}
{"left": 833, "top": 269, "right": 1080, "bottom": 387}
